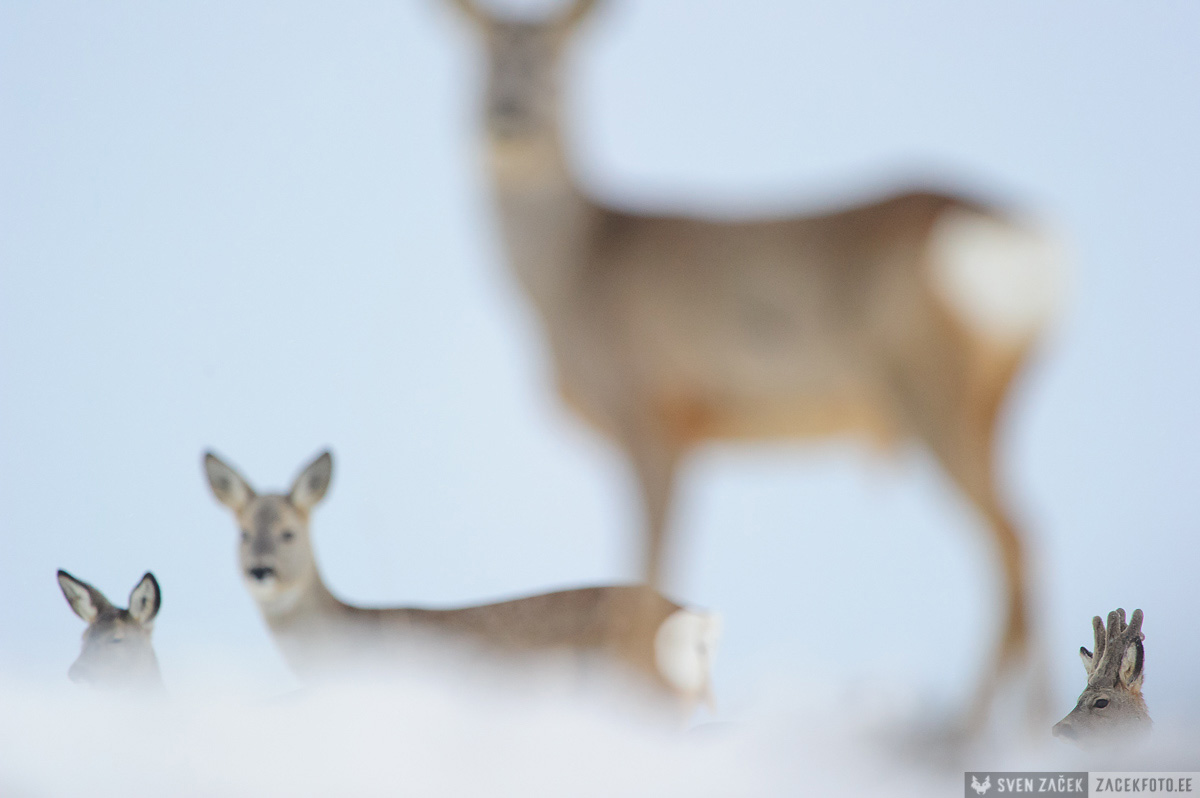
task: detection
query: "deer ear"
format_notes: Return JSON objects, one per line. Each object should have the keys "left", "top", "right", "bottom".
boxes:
{"left": 204, "top": 452, "right": 256, "bottom": 513}
{"left": 1079, "top": 646, "right": 1095, "bottom": 675}
{"left": 290, "top": 450, "right": 332, "bottom": 512}
{"left": 128, "top": 572, "right": 161, "bottom": 627}
{"left": 57, "top": 570, "right": 112, "bottom": 624}
{"left": 1119, "top": 639, "right": 1144, "bottom": 690}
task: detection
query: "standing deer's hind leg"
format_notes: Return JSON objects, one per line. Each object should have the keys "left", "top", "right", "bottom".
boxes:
{"left": 893, "top": 368, "right": 1030, "bottom": 731}
{"left": 967, "top": 492, "right": 1029, "bottom": 728}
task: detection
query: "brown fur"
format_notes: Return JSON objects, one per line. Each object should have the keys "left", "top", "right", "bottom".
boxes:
{"left": 448, "top": 0, "right": 1058, "bottom": 723}
{"left": 204, "top": 451, "right": 714, "bottom": 707}
{"left": 1053, "top": 609, "right": 1151, "bottom": 746}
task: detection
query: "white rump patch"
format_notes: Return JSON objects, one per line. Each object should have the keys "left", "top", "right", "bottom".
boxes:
{"left": 654, "top": 609, "right": 721, "bottom": 695}
{"left": 928, "top": 208, "right": 1067, "bottom": 345}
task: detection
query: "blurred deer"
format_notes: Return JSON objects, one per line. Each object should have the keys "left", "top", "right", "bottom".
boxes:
{"left": 445, "top": 0, "right": 1063, "bottom": 717}
{"left": 1053, "top": 608, "right": 1150, "bottom": 746}
{"left": 57, "top": 570, "right": 164, "bottom": 692}
{"left": 203, "top": 450, "right": 719, "bottom": 707}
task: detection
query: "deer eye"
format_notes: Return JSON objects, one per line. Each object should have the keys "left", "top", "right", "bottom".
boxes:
{"left": 281, "top": 530, "right": 295, "bottom": 542}
{"left": 240, "top": 530, "right": 250, "bottom": 543}
{"left": 1094, "top": 698, "right": 1109, "bottom": 709}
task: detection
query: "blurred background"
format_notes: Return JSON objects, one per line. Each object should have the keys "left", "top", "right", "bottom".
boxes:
{"left": 2, "top": 0, "right": 1198, "bottom": 732}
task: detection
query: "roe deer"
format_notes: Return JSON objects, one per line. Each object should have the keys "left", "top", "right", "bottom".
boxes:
{"left": 56, "top": 570, "right": 163, "bottom": 692}
{"left": 445, "top": 0, "right": 1064, "bottom": 718}
{"left": 203, "top": 449, "right": 719, "bottom": 707}
{"left": 1053, "top": 608, "right": 1150, "bottom": 746}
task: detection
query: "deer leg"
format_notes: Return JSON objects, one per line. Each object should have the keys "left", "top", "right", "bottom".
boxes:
{"left": 891, "top": 364, "right": 1030, "bottom": 729}
{"left": 943, "top": 437, "right": 1028, "bottom": 728}
{"left": 612, "top": 418, "right": 684, "bottom": 670}
{"left": 624, "top": 430, "right": 682, "bottom": 590}
{"left": 967, "top": 491, "right": 1029, "bottom": 725}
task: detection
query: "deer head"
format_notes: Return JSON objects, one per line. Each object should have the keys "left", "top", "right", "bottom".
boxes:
{"left": 447, "top": 0, "right": 600, "bottom": 146}
{"left": 1052, "top": 608, "right": 1151, "bottom": 746}
{"left": 57, "top": 570, "right": 163, "bottom": 691}
{"left": 204, "top": 450, "right": 332, "bottom": 614}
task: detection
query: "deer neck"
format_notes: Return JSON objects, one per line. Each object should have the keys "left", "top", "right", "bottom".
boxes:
{"left": 254, "top": 565, "right": 345, "bottom": 627}
{"left": 485, "top": 126, "right": 597, "bottom": 312}
{"left": 144, "top": 653, "right": 165, "bottom": 689}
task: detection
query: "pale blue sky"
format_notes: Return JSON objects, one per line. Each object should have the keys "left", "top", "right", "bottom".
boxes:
{"left": 2, "top": 0, "right": 1198, "bottom": 720}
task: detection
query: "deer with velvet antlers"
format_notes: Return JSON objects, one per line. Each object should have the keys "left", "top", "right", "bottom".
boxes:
{"left": 1053, "top": 608, "right": 1150, "bottom": 746}
{"left": 443, "top": 0, "right": 1063, "bottom": 720}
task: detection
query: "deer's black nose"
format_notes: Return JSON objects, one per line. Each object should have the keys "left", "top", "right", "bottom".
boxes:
{"left": 1052, "top": 720, "right": 1077, "bottom": 740}
{"left": 248, "top": 567, "right": 275, "bottom": 581}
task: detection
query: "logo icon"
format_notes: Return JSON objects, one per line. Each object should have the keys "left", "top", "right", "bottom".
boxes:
{"left": 970, "top": 775, "right": 992, "bottom": 795}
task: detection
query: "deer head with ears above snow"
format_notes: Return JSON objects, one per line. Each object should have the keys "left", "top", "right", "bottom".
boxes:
{"left": 57, "top": 570, "right": 163, "bottom": 692}
{"left": 1053, "top": 608, "right": 1150, "bottom": 745}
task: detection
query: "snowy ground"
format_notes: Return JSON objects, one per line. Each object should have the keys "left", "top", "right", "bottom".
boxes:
{"left": 3, "top": 667, "right": 1197, "bottom": 797}
{"left": 3, "top": 1, "right": 1198, "bottom": 794}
